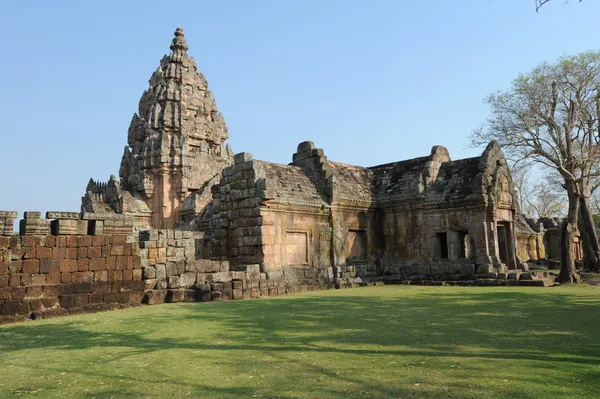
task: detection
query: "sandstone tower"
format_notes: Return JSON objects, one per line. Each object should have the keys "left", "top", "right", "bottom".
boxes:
{"left": 83, "top": 28, "right": 233, "bottom": 228}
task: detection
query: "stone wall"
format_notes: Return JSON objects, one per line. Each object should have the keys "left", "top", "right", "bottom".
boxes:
{"left": 0, "top": 231, "right": 144, "bottom": 324}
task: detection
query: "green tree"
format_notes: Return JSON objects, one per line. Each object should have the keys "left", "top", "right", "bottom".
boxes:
{"left": 472, "top": 51, "right": 600, "bottom": 283}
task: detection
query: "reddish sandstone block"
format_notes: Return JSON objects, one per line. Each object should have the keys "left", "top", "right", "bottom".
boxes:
{"left": 87, "top": 246, "right": 101, "bottom": 258}
{"left": 79, "top": 236, "right": 92, "bottom": 247}
{"left": 0, "top": 262, "right": 7, "bottom": 275}
{"left": 123, "top": 243, "right": 132, "bottom": 256}
{"left": 20, "top": 274, "right": 32, "bottom": 286}
{"left": 22, "top": 259, "right": 40, "bottom": 274}
{"left": 92, "top": 236, "right": 105, "bottom": 246}
{"left": 71, "top": 272, "right": 85, "bottom": 283}
{"left": 56, "top": 236, "right": 67, "bottom": 247}
{"left": 116, "top": 256, "right": 127, "bottom": 271}
{"left": 23, "top": 248, "right": 36, "bottom": 259}
{"left": 11, "top": 287, "right": 26, "bottom": 300}
{"left": 133, "top": 256, "right": 141, "bottom": 269}
{"left": 77, "top": 247, "right": 88, "bottom": 258}
{"left": 60, "top": 259, "right": 78, "bottom": 273}
{"left": 112, "top": 235, "right": 127, "bottom": 245}
{"left": 126, "top": 257, "right": 134, "bottom": 270}
{"left": 105, "top": 256, "right": 116, "bottom": 270}
{"left": 89, "top": 258, "right": 105, "bottom": 271}
{"left": 37, "top": 247, "right": 52, "bottom": 259}
{"left": 42, "top": 285, "right": 58, "bottom": 298}
{"left": 66, "top": 236, "right": 79, "bottom": 248}
{"left": 52, "top": 246, "right": 66, "bottom": 259}
{"left": 77, "top": 258, "right": 89, "bottom": 271}
{"left": 66, "top": 248, "right": 78, "bottom": 259}
{"left": 123, "top": 270, "right": 133, "bottom": 281}
{"left": 45, "top": 236, "right": 56, "bottom": 247}
{"left": 60, "top": 272, "right": 71, "bottom": 283}
{"left": 25, "top": 286, "right": 43, "bottom": 298}
{"left": 102, "top": 246, "right": 111, "bottom": 257}
{"left": 0, "top": 237, "right": 9, "bottom": 249}
{"left": 45, "top": 272, "right": 59, "bottom": 284}
{"left": 23, "top": 236, "right": 37, "bottom": 247}
{"left": 40, "top": 259, "right": 59, "bottom": 274}
{"left": 0, "top": 275, "right": 8, "bottom": 288}
{"left": 31, "top": 274, "right": 45, "bottom": 286}
{"left": 111, "top": 245, "right": 124, "bottom": 256}
{"left": 0, "top": 288, "right": 12, "bottom": 300}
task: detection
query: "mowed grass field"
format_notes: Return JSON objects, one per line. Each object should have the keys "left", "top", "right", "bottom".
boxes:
{"left": 0, "top": 285, "right": 599, "bottom": 399}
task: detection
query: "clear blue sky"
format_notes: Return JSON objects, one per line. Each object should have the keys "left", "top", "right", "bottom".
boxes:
{"left": 1, "top": 0, "right": 598, "bottom": 216}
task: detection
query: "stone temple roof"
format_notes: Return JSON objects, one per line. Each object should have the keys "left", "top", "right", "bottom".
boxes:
{"left": 250, "top": 142, "right": 503, "bottom": 210}
{"left": 258, "top": 161, "right": 326, "bottom": 207}
{"left": 327, "top": 161, "right": 374, "bottom": 204}
{"left": 423, "top": 157, "right": 481, "bottom": 204}
{"left": 369, "top": 156, "right": 430, "bottom": 203}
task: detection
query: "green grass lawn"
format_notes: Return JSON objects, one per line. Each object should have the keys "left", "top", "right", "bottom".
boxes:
{"left": 0, "top": 286, "right": 599, "bottom": 399}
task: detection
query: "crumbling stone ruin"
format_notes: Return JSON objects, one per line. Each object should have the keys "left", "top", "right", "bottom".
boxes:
{"left": 0, "top": 28, "right": 558, "bottom": 324}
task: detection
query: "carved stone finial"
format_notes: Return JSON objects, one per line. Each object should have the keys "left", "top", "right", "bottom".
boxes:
{"left": 170, "top": 27, "right": 188, "bottom": 52}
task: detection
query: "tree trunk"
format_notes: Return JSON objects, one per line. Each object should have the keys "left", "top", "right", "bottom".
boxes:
{"left": 559, "top": 189, "right": 582, "bottom": 283}
{"left": 578, "top": 196, "right": 600, "bottom": 271}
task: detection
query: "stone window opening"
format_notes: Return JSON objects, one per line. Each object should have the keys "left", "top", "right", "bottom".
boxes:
{"left": 436, "top": 232, "right": 448, "bottom": 259}
{"left": 346, "top": 229, "right": 367, "bottom": 262}
{"left": 87, "top": 220, "right": 98, "bottom": 236}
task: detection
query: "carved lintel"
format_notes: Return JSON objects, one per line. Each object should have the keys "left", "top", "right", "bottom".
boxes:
{"left": 24, "top": 211, "right": 41, "bottom": 219}
{"left": 46, "top": 211, "right": 80, "bottom": 220}
{"left": 0, "top": 211, "right": 18, "bottom": 218}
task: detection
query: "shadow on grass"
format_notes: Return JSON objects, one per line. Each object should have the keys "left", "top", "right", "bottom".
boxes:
{"left": 0, "top": 287, "right": 599, "bottom": 398}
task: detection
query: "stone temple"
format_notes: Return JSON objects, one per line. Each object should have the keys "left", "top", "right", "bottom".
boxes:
{"left": 82, "top": 28, "right": 524, "bottom": 276}
{"left": 0, "top": 28, "right": 568, "bottom": 323}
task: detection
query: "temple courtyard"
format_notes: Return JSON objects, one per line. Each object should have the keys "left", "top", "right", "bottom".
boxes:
{"left": 0, "top": 285, "right": 598, "bottom": 399}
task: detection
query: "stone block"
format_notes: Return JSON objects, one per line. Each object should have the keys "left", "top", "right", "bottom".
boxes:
{"left": 234, "top": 152, "right": 253, "bottom": 164}
{"left": 142, "top": 266, "right": 156, "bottom": 279}
{"left": 476, "top": 264, "right": 495, "bottom": 274}
{"left": 155, "top": 264, "right": 166, "bottom": 279}
{"left": 168, "top": 276, "right": 181, "bottom": 289}
{"left": 166, "top": 289, "right": 185, "bottom": 303}
{"left": 197, "top": 290, "right": 212, "bottom": 302}
{"left": 144, "top": 290, "right": 167, "bottom": 305}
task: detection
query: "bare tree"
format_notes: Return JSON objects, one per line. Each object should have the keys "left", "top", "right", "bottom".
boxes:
{"left": 472, "top": 51, "right": 600, "bottom": 283}
{"left": 512, "top": 167, "right": 566, "bottom": 218}
{"left": 536, "top": 0, "right": 583, "bottom": 12}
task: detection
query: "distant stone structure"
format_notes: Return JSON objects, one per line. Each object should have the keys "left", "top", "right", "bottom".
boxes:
{"left": 0, "top": 28, "right": 560, "bottom": 324}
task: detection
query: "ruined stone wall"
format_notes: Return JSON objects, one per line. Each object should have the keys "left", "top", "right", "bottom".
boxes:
{"left": 0, "top": 232, "right": 144, "bottom": 324}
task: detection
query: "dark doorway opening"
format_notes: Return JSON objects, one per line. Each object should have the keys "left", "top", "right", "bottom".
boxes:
{"left": 436, "top": 232, "right": 448, "bottom": 259}
{"left": 497, "top": 223, "right": 510, "bottom": 265}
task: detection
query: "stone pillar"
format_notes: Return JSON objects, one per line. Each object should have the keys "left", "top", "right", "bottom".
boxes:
{"left": 19, "top": 212, "right": 50, "bottom": 235}
{"left": 46, "top": 212, "right": 88, "bottom": 235}
{"left": 0, "top": 211, "right": 18, "bottom": 236}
